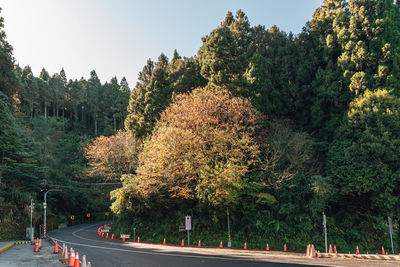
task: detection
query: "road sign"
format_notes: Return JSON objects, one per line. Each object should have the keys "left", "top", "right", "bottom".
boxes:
{"left": 120, "top": 234, "right": 130, "bottom": 239}
{"left": 185, "top": 216, "right": 191, "bottom": 230}
{"left": 101, "top": 229, "right": 110, "bottom": 233}
{"left": 179, "top": 225, "right": 186, "bottom": 232}
{"left": 43, "top": 202, "right": 47, "bottom": 208}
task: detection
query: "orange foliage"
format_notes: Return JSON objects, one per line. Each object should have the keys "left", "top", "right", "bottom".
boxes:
{"left": 135, "top": 87, "right": 260, "bottom": 206}
{"left": 84, "top": 130, "right": 142, "bottom": 181}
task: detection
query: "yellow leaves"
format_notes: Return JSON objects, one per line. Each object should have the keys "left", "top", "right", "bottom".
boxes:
{"left": 134, "top": 86, "right": 261, "bottom": 206}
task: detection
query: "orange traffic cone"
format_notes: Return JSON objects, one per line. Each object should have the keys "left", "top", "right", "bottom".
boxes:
{"left": 333, "top": 244, "right": 337, "bottom": 253}
{"left": 68, "top": 249, "right": 75, "bottom": 267}
{"left": 106, "top": 233, "right": 109, "bottom": 239}
{"left": 181, "top": 239, "right": 184, "bottom": 246}
{"left": 74, "top": 252, "right": 80, "bottom": 267}
{"left": 31, "top": 237, "right": 35, "bottom": 245}
{"left": 53, "top": 241, "right": 59, "bottom": 254}
{"left": 137, "top": 236, "right": 140, "bottom": 243}
{"left": 39, "top": 238, "right": 42, "bottom": 248}
{"left": 243, "top": 241, "right": 247, "bottom": 250}
{"left": 355, "top": 245, "right": 360, "bottom": 254}
{"left": 122, "top": 236, "right": 125, "bottom": 241}
{"left": 306, "top": 244, "right": 310, "bottom": 257}
{"left": 266, "top": 243, "right": 270, "bottom": 251}
{"left": 219, "top": 240, "right": 223, "bottom": 248}
{"left": 163, "top": 238, "right": 166, "bottom": 245}
{"left": 329, "top": 244, "right": 333, "bottom": 253}
{"left": 198, "top": 240, "right": 201, "bottom": 247}
{"left": 34, "top": 239, "right": 40, "bottom": 252}
{"left": 101, "top": 233, "right": 104, "bottom": 237}
{"left": 381, "top": 246, "right": 385, "bottom": 255}
{"left": 111, "top": 234, "right": 114, "bottom": 240}
{"left": 283, "top": 243, "right": 287, "bottom": 251}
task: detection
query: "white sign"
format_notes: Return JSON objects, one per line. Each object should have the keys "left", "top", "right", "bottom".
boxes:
{"left": 104, "top": 226, "right": 111, "bottom": 230}
{"left": 185, "top": 216, "right": 191, "bottom": 230}
{"left": 120, "top": 234, "right": 130, "bottom": 238}
{"left": 43, "top": 202, "right": 47, "bottom": 208}
{"left": 101, "top": 229, "right": 110, "bottom": 233}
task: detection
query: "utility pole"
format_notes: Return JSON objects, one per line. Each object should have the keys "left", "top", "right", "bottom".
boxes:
{"left": 388, "top": 217, "right": 394, "bottom": 254}
{"left": 43, "top": 189, "right": 62, "bottom": 238}
{"left": 323, "top": 212, "right": 327, "bottom": 253}
{"left": 30, "top": 199, "right": 34, "bottom": 241}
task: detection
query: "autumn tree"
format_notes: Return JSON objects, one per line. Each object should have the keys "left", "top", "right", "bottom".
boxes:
{"left": 132, "top": 87, "right": 260, "bottom": 206}
{"left": 84, "top": 130, "right": 142, "bottom": 182}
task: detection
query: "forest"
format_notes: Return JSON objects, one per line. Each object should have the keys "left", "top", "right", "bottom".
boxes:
{"left": 1, "top": 0, "right": 399, "bottom": 252}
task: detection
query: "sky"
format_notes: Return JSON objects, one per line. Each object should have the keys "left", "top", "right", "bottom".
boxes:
{"left": 0, "top": 0, "right": 323, "bottom": 88}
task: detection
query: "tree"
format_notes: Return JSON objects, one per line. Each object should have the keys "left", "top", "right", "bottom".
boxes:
{"left": 133, "top": 87, "right": 260, "bottom": 206}
{"left": 327, "top": 89, "right": 400, "bottom": 242}
{"left": 84, "top": 130, "right": 142, "bottom": 182}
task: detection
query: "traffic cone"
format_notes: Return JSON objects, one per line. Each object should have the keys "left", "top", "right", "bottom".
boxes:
{"left": 329, "top": 244, "right": 333, "bottom": 253}
{"left": 39, "top": 238, "right": 42, "bottom": 248}
{"left": 74, "top": 252, "right": 80, "bottom": 267}
{"left": 219, "top": 240, "right": 223, "bottom": 248}
{"left": 111, "top": 234, "right": 114, "bottom": 240}
{"left": 106, "top": 233, "right": 109, "bottom": 239}
{"left": 163, "top": 238, "right": 166, "bottom": 245}
{"left": 266, "top": 243, "right": 269, "bottom": 251}
{"left": 53, "top": 241, "right": 59, "bottom": 254}
{"left": 68, "top": 249, "right": 75, "bottom": 267}
{"left": 101, "top": 233, "right": 104, "bottom": 237}
{"left": 333, "top": 244, "right": 337, "bottom": 253}
{"left": 311, "top": 244, "right": 316, "bottom": 257}
{"left": 381, "top": 246, "right": 385, "bottom": 255}
{"left": 81, "top": 255, "right": 87, "bottom": 267}
{"left": 355, "top": 245, "right": 360, "bottom": 254}
{"left": 137, "top": 236, "right": 140, "bottom": 243}
{"left": 306, "top": 244, "right": 310, "bottom": 257}
{"left": 283, "top": 243, "right": 287, "bottom": 252}
{"left": 31, "top": 236, "right": 35, "bottom": 245}
{"left": 198, "top": 240, "right": 201, "bottom": 247}
{"left": 243, "top": 241, "right": 247, "bottom": 250}
{"left": 34, "top": 239, "right": 40, "bottom": 252}
{"left": 88, "top": 262, "right": 91, "bottom": 267}
{"left": 122, "top": 236, "right": 125, "bottom": 241}
{"left": 181, "top": 239, "right": 184, "bottom": 246}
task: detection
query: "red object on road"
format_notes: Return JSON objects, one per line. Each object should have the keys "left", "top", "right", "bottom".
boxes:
{"left": 333, "top": 244, "right": 337, "bottom": 253}
{"left": 243, "top": 241, "right": 247, "bottom": 250}
{"left": 356, "top": 245, "right": 360, "bottom": 254}
{"left": 73, "top": 252, "right": 80, "bottom": 267}
{"left": 53, "top": 241, "right": 59, "bottom": 254}
{"left": 197, "top": 240, "right": 201, "bottom": 247}
{"left": 163, "top": 238, "right": 166, "bottom": 245}
{"left": 181, "top": 239, "right": 184, "bottom": 246}
{"left": 34, "top": 239, "right": 40, "bottom": 252}
{"left": 284, "top": 243, "right": 287, "bottom": 251}
{"left": 381, "top": 246, "right": 385, "bottom": 255}
{"left": 219, "top": 240, "right": 223, "bottom": 248}
{"left": 266, "top": 243, "right": 269, "bottom": 251}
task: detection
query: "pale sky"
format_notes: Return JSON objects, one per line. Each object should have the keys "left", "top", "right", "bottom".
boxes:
{"left": 0, "top": 0, "right": 323, "bottom": 88}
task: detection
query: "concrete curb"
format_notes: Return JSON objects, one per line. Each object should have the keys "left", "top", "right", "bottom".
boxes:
{"left": 318, "top": 252, "right": 400, "bottom": 261}
{"left": 0, "top": 242, "right": 15, "bottom": 254}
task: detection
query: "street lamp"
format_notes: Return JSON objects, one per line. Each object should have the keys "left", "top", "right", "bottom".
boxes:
{"left": 43, "top": 189, "right": 62, "bottom": 238}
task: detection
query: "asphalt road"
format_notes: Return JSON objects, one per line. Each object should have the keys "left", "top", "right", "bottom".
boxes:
{"left": 48, "top": 222, "right": 318, "bottom": 267}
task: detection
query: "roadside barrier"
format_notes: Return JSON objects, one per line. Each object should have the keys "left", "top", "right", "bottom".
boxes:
{"left": 317, "top": 252, "right": 400, "bottom": 261}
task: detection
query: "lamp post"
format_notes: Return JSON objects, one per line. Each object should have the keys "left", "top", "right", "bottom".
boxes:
{"left": 30, "top": 199, "right": 35, "bottom": 241}
{"left": 43, "top": 189, "right": 62, "bottom": 238}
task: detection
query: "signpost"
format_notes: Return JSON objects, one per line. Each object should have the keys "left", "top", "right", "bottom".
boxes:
{"left": 133, "top": 227, "right": 136, "bottom": 241}
{"left": 185, "top": 216, "right": 191, "bottom": 246}
{"left": 30, "top": 199, "right": 35, "bottom": 242}
{"left": 227, "top": 208, "right": 231, "bottom": 247}
{"left": 121, "top": 234, "right": 130, "bottom": 239}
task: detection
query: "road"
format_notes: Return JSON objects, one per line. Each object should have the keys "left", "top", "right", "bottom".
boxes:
{"left": 48, "top": 222, "right": 319, "bottom": 267}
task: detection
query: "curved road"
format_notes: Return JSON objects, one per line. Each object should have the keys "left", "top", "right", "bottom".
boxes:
{"left": 49, "top": 222, "right": 316, "bottom": 267}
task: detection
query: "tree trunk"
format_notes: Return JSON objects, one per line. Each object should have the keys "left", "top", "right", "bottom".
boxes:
{"left": 44, "top": 103, "right": 47, "bottom": 119}
{"left": 114, "top": 117, "right": 116, "bottom": 132}
{"left": 94, "top": 118, "right": 98, "bottom": 136}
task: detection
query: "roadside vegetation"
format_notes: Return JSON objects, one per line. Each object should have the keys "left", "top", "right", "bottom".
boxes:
{"left": 1, "top": 1, "right": 399, "bottom": 252}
